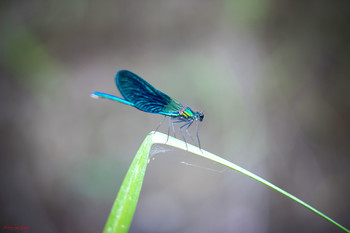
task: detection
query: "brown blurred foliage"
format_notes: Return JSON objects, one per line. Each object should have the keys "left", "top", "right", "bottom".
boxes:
{"left": 1, "top": 1, "right": 349, "bottom": 233}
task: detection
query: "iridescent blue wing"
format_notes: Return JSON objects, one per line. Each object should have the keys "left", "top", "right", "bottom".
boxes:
{"left": 116, "top": 70, "right": 183, "bottom": 116}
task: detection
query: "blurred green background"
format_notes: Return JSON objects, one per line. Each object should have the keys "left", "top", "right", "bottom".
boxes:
{"left": 1, "top": 1, "right": 349, "bottom": 233}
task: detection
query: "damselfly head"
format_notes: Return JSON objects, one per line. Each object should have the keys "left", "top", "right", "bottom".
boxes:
{"left": 196, "top": 112, "right": 204, "bottom": 122}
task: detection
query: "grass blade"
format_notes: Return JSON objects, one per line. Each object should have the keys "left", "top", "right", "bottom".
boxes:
{"left": 103, "top": 131, "right": 349, "bottom": 233}
{"left": 103, "top": 134, "right": 153, "bottom": 233}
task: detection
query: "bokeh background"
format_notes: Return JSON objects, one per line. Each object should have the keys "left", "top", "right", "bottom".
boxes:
{"left": 1, "top": 1, "right": 349, "bottom": 233}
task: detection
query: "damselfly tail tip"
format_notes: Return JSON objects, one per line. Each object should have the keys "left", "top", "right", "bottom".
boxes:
{"left": 90, "top": 92, "right": 100, "bottom": 99}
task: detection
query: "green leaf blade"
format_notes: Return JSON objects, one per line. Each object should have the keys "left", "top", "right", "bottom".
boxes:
{"left": 103, "top": 134, "right": 153, "bottom": 233}
{"left": 102, "top": 131, "right": 349, "bottom": 233}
